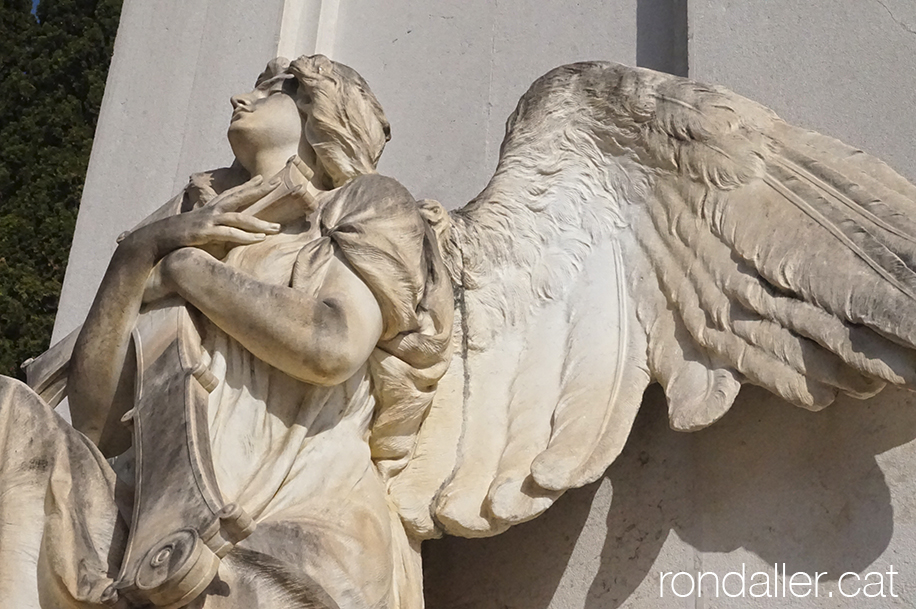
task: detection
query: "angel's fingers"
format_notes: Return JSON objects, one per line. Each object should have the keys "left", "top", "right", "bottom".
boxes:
{"left": 217, "top": 213, "right": 281, "bottom": 234}
{"left": 214, "top": 180, "right": 276, "bottom": 211}
{"left": 207, "top": 175, "right": 263, "bottom": 204}
{"left": 212, "top": 176, "right": 278, "bottom": 211}
{"left": 203, "top": 226, "right": 267, "bottom": 245}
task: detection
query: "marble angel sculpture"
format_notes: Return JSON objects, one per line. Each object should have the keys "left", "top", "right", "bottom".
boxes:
{"left": 3, "top": 52, "right": 916, "bottom": 609}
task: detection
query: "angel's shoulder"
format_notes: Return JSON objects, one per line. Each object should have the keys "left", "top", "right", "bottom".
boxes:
{"left": 321, "top": 173, "right": 425, "bottom": 226}
{"left": 338, "top": 173, "right": 414, "bottom": 201}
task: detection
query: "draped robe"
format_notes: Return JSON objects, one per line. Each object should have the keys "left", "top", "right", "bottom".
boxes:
{"left": 0, "top": 172, "right": 453, "bottom": 609}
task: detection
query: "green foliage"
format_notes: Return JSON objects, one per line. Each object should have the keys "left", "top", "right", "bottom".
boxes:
{"left": 0, "top": 0, "right": 122, "bottom": 378}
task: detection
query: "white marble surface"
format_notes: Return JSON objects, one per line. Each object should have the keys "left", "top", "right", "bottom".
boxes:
{"left": 53, "top": 1, "right": 916, "bottom": 608}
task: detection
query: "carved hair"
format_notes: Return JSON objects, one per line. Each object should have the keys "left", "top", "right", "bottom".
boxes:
{"left": 257, "top": 55, "right": 391, "bottom": 188}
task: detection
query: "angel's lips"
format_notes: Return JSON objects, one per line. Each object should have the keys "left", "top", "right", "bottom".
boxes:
{"left": 230, "top": 108, "right": 250, "bottom": 122}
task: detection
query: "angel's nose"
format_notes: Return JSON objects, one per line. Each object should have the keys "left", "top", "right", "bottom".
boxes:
{"left": 230, "top": 92, "right": 253, "bottom": 110}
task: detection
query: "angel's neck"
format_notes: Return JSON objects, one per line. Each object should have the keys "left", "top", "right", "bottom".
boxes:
{"left": 237, "top": 150, "right": 327, "bottom": 196}
{"left": 246, "top": 147, "right": 298, "bottom": 180}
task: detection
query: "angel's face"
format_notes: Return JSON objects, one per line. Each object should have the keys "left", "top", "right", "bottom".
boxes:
{"left": 227, "top": 75, "right": 303, "bottom": 170}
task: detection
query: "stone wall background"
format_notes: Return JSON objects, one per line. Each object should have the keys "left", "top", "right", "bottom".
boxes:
{"left": 54, "top": 1, "right": 916, "bottom": 606}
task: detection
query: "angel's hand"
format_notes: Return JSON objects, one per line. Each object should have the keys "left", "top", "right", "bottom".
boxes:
{"left": 201, "top": 174, "right": 278, "bottom": 214}
{"left": 238, "top": 157, "right": 321, "bottom": 225}
{"left": 125, "top": 176, "right": 282, "bottom": 259}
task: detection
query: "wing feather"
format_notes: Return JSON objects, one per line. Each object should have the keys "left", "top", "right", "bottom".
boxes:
{"left": 434, "top": 324, "right": 521, "bottom": 537}
{"left": 715, "top": 171, "right": 916, "bottom": 346}
{"left": 634, "top": 192, "right": 840, "bottom": 409}
{"left": 530, "top": 241, "right": 649, "bottom": 491}
{"left": 632, "top": 243, "right": 743, "bottom": 431}
{"left": 484, "top": 299, "right": 565, "bottom": 525}
{"left": 676, "top": 187, "right": 916, "bottom": 387}
{"left": 649, "top": 180, "right": 885, "bottom": 399}
{"left": 780, "top": 124, "right": 916, "bottom": 205}
{"left": 385, "top": 62, "right": 916, "bottom": 540}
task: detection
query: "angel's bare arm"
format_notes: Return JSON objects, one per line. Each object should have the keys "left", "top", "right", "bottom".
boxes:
{"left": 68, "top": 177, "right": 281, "bottom": 451}
{"left": 158, "top": 246, "right": 383, "bottom": 386}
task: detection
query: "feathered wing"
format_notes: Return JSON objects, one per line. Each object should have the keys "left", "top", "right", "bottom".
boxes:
{"left": 387, "top": 62, "right": 916, "bottom": 540}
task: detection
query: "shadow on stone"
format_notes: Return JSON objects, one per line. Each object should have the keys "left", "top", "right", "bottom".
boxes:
{"left": 422, "top": 477, "right": 595, "bottom": 609}
{"left": 587, "top": 383, "right": 916, "bottom": 606}
{"left": 635, "top": 0, "right": 688, "bottom": 76}
{"left": 423, "top": 384, "right": 916, "bottom": 608}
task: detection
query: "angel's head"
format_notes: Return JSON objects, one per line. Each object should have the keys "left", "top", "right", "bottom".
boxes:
{"left": 227, "top": 54, "right": 391, "bottom": 188}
